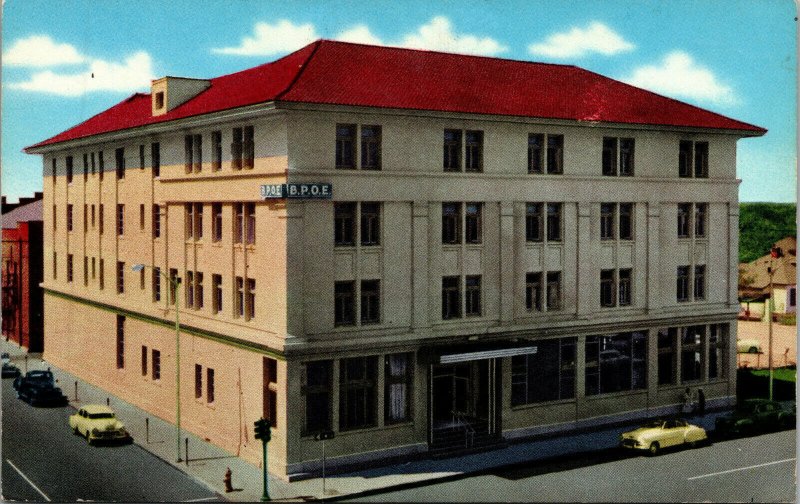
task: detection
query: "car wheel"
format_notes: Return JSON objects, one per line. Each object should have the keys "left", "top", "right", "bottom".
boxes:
{"left": 648, "top": 442, "right": 660, "bottom": 456}
{"left": 72, "top": 426, "right": 79, "bottom": 436}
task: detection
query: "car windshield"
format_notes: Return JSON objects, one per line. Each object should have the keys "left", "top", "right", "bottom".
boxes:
{"left": 641, "top": 420, "right": 664, "bottom": 428}
{"left": 737, "top": 402, "right": 759, "bottom": 414}
{"left": 27, "top": 371, "right": 53, "bottom": 381}
{"left": 88, "top": 412, "right": 115, "bottom": 419}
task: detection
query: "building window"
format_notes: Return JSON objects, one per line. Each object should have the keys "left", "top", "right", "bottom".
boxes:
{"left": 619, "top": 268, "right": 632, "bottom": 306}
{"left": 600, "top": 269, "right": 615, "bottom": 307}
{"left": 83, "top": 153, "right": 89, "bottom": 180}
{"left": 443, "top": 129, "right": 462, "bottom": 172}
{"left": 335, "top": 281, "right": 355, "bottom": 326}
{"left": 67, "top": 204, "right": 74, "bottom": 232}
{"left": 235, "top": 276, "right": 244, "bottom": 318}
{"left": 83, "top": 204, "right": 88, "bottom": 232}
{"left": 246, "top": 278, "right": 255, "bottom": 320}
{"left": 245, "top": 203, "right": 255, "bottom": 244}
{"left": 98, "top": 150, "right": 104, "bottom": 180}
{"left": 339, "top": 356, "right": 378, "bottom": 431}
{"left": 99, "top": 204, "right": 104, "bottom": 234}
{"left": 116, "top": 315, "right": 125, "bottom": 369}
{"left": 152, "top": 205, "right": 161, "bottom": 238}
{"left": 151, "top": 142, "right": 160, "bottom": 177}
{"left": 600, "top": 203, "right": 615, "bottom": 240}
{"left": 91, "top": 152, "right": 96, "bottom": 176}
{"left": 547, "top": 271, "right": 561, "bottom": 310}
{"left": 790, "top": 287, "right": 797, "bottom": 308}
{"left": 196, "top": 272, "right": 205, "bottom": 310}
{"left": 116, "top": 204, "right": 124, "bottom": 236}
{"left": 546, "top": 203, "right": 562, "bottom": 242}
{"left": 264, "top": 358, "right": 278, "bottom": 428}
{"left": 212, "top": 274, "right": 223, "bottom": 314}
{"left": 360, "top": 280, "right": 380, "bottom": 324}
{"left": 585, "top": 332, "right": 647, "bottom": 396}
{"left": 441, "top": 276, "right": 461, "bottom": 319}
{"left": 525, "top": 203, "right": 543, "bottom": 242}
{"left": 525, "top": 272, "right": 542, "bottom": 311}
{"left": 694, "top": 142, "right": 708, "bottom": 178}
{"left": 211, "top": 131, "right": 222, "bottom": 171}
{"left": 602, "top": 137, "right": 634, "bottom": 176}
{"left": 91, "top": 257, "right": 96, "bottom": 279}
{"left": 83, "top": 256, "right": 88, "bottom": 285}
{"left": 52, "top": 252, "right": 57, "bottom": 280}
{"left": 441, "top": 202, "right": 461, "bottom": 245}
{"left": 153, "top": 267, "right": 161, "bottom": 302}
{"left": 303, "top": 360, "right": 332, "bottom": 435}
{"left": 186, "top": 271, "right": 195, "bottom": 308}
{"left": 360, "top": 203, "right": 380, "bottom": 246}
{"left": 155, "top": 91, "right": 164, "bottom": 109}
{"left": 681, "top": 326, "right": 704, "bottom": 382}
{"left": 99, "top": 259, "right": 105, "bottom": 290}
{"left": 695, "top": 203, "right": 707, "bottom": 238}
{"left": 117, "top": 261, "right": 125, "bottom": 294}
{"left": 234, "top": 203, "right": 244, "bottom": 244}
{"left": 195, "top": 364, "right": 203, "bottom": 399}
{"left": 212, "top": 203, "right": 222, "bottom": 242}
{"left": 139, "top": 204, "right": 145, "bottom": 231}
{"left": 361, "top": 125, "right": 381, "bottom": 170}
{"left": 709, "top": 324, "right": 727, "bottom": 380}
{"left": 186, "top": 203, "right": 203, "bottom": 240}
{"left": 512, "top": 337, "right": 576, "bottom": 405}
{"left": 115, "top": 147, "right": 125, "bottom": 179}
{"left": 152, "top": 349, "right": 161, "bottom": 380}
{"left": 679, "top": 140, "right": 709, "bottom": 178}
{"left": 139, "top": 266, "right": 145, "bottom": 290}
{"left": 619, "top": 203, "right": 633, "bottom": 240}
{"left": 693, "top": 265, "right": 706, "bottom": 300}
{"left": 336, "top": 124, "right": 356, "bottom": 169}
{"left": 66, "top": 156, "right": 74, "bottom": 184}
{"left": 91, "top": 204, "right": 96, "bottom": 228}
{"left": 139, "top": 144, "right": 145, "bottom": 169}
{"left": 67, "top": 254, "right": 74, "bottom": 283}
{"left": 677, "top": 203, "right": 691, "bottom": 238}
{"left": 528, "top": 134, "right": 544, "bottom": 174}
{"left": 658, "top": 328, "right": 677, "bottom": 385}
{"left": 465, "top": 275, "right": 482, "bottom": 316}
{"left": 677, "top": 266, "right": 690, "bottom": 302}
{"left": 335, "top": 202, "right": 356, "bottom": 246}
{"left": 169, "top": 269, "right": 178, "bottom": 305}
{"left": 465, "top": 203, "right": 482, "bottom": 244}
{"left": 142, "top": 346, "right": 148, "bottom": 376}
{"left": 464, "top": 130, "right": 483, "bottom": 172}
{"left": 185, "top": 134, "right": 202, "bottom": 173}
{"left": 206, "top": 368, "right": 215, "bottom": 403}
{"left": 243, "top": 126, "right": 255, "bottom": 169}
{"left": 546, "top": 135, "right": 564, "bottom": 174}
{"left": 385, "top": 353, "right": 412, "bottom": 424}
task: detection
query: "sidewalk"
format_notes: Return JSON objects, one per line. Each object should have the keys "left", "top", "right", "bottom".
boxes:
{"left": 2, "top": 340, "right": 732, "bottom": 502}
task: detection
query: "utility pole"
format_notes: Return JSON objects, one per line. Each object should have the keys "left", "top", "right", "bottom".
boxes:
{"left": 768, "top": 246, "right": 783, "bottom": 400}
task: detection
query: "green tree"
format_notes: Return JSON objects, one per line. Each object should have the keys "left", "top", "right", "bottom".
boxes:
{"left": 739, "top": 203, "right": 796, "bottom": 263}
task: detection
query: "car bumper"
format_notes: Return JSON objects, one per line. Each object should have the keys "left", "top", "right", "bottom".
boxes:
{"left": 620, "top": 439, "right": 647, "bottom": 450}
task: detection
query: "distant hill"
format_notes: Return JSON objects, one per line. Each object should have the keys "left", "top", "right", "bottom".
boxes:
{"left": 739, "top": 203, "right": 796, "bottom": 263}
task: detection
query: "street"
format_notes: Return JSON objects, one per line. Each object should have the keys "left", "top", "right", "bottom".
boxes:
{"left": 1, "top": 377, "right": 221, "bottom": 502}
{"left": 350, "top": 429, "right": 797, "bottom": 502}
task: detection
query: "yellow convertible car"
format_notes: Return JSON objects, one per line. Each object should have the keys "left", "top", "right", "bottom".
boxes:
{"left": 620, "top": 419, "right": 708, "bottom": 455}
{"left": 69, "top": 404, "right": 132, "bottom": 445}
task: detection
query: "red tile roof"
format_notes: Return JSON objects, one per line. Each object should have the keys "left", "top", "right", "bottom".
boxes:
{"left": 26, "top": 40, "right": 765, "bottom": 151}
{"left": 2, "top": 199, "right": 43, "bottom": 229}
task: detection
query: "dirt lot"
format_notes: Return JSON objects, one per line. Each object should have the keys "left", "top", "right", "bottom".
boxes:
{"left": 737, "top": 320, "right": 798, "bottom": 369}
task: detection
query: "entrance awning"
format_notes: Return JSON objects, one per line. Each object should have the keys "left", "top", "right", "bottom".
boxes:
{"left": 439, "top": 346, "right": 538, "bottom": 364}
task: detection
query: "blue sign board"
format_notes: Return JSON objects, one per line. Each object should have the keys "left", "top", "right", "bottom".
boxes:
{"left": 260, "top": 183, "right": 332, "bottom": 200}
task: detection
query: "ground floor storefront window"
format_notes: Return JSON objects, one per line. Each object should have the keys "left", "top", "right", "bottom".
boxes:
{"left": 511, "top": 337, "right": 576, "bottom": 405}
{"left": 585, "top": 332, "right": 646, "bottom": 395}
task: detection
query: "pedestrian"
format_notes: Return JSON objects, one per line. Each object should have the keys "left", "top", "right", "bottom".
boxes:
{"left": 682, "top": 387, "right": 693, "bottom": 415}
{"left": 697, "top": 388, "right": 705, "bottom": 415}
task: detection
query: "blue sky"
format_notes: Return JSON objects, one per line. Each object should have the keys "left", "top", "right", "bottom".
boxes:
{"left": 2, "top": 0, "right": 796, "bottom": 202}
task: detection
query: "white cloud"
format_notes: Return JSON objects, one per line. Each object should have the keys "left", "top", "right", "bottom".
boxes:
{"left": 211, "top": 20, "right": 319, "bottom": 56}
{"left": 335, "top": 16, "right": 507, "bottom": 56}
{"left": 528, "top": 21, "right": 634, "bottom": 58}
{"left": 9, "top": 52, "right": 155, "bottom": 97}
{"left": 4, "top": 35, "right": 86, "bottom": 67}
{"left": 623, "top": 51, "right": 738, "bottom": 106}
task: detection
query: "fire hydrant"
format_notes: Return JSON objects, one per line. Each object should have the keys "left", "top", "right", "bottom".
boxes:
{"left": 223, "top": 467, "right": 233, "bottom": 493}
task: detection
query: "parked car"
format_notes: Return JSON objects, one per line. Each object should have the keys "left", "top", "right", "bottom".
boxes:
{"left": 2, "top": 361, "right": 21, "bottom": 379}
{"left": 620, "top": 419, "right": 708, "bottom": 455}
{"left": 69, "top": 404, "right": 132, "bottom": 445}
{"left": 737, "top": 338, "right": 762, "bottom": 354}
{"left": 715, "top": 399, "right": 796, "bottom": 437}
{"left": 14, "top": 370, "right": 68, "bottom": 407}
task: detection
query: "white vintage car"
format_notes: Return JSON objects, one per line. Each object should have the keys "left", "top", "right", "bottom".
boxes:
{"left": 69, "top": 404, "right": 132, "bottom": 445}
{"left": 620, "top": 419, "right": 708, "bottom": 455}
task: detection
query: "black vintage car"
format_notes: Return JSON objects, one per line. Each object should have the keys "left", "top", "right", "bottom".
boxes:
{"left": 13, "top": 370, "right": 68, "bottom": 407}
{"left": 2, "top": 361, "right": 21, "bottom": 379}
{"left": 715, "top": 399, "right": 796, "bottom": 437}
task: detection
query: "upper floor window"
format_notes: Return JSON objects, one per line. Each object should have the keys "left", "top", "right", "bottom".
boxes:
{"left": 464, "top": 130, "right": 483, "bottom": 172}
{"left": 529, "top": 134, "right": 564, "bottom": 174}
{"left": 151, "top": 143, "right": 161, "bottom": 177}
{"left": 334, "top": 202, "right": 380, "bottom": 247}
{"left": 211, "top": 131, "right": 222, "bottom": 171}
{"left": 465, "top": 203, "right": 482, "bottom": 244}
{"left": 678, "top": 203, "right": 706, "bottom": 238}
{"left": 335, "top": 280, "right": 355, "bottom": 326}
{"left": 98, "top": 151, "right": 104, "bottom": 181}
{"left": 212, "top": 203, "right": 222, "bottom": 242}
{"left": 360, "top": 279, "right": 381, "bottom": 324}
{"left": 677, "top": 203, "right": 691, "bottom": 238}
{"left": 152, "top": 205, "right": 161, "bottom": 239}
{"left": 443, "top": 129, "right": 462, "bottom": 172}
{"left": 83, "top": 153, "right": 89, "bottom": 180}
{"left": 116, "top": 204, "right": 124, "bottom": 236}
{"left": 546, "top": 203, "right": 563, "bottom": 242}
{"left": 465, "top": 275, "right": 482, "bottom": 316}
{"left": 601, "top": 268, "right": 632, "bottom": 307}
{"left": 335, "top": 202, "right": 356, "bottom": 246}
{"left": 679, "top": 140, "right": 709, "bottom": 178}
{"left": 694, "top": 203, "right": 707, "bottom": 238}
{"left": 601, "top": 203, "right": 634, "bottom": 240}
{"left": 336, "top": 124, "right": 356, "bottom": 169}
{"left": 185, "top": 134, "right": 202, "bottom": 173}
{"left": 67, "top": 204, "right": 74, "bottom": 232}
{"left": 602, "top": 137, "right": 634, "bottom": 176}
{"left": 115, "top": 148, "right": 125, "bottom": 179}
{"left": 676, "top": 266, "right": 690, "bottom": 302}
{"left": 441, "top": 276, "right": 461, "bottom": 320}
{"left": 246, "top": 203, "right": 256, "bottom": 244}
{"left": 360, "top": 203, "right": 380, "bottom": 246}
{"left": 442, "top": 203, "right": 461, "bottom": 244}
{"left": 442, "top": 202, "right": 482, "bottom": 245}
{"left": 139, "top": 145, "right": 145, "bottom": 170}
{"left": 360, "top": 125, "right": 381, "bottom": 170}
{"left": 525, "top": 203, "right": 543, "bottom": 242}
{"left": 232, "top": 126, "right": 255, "bottom": 170}
{"left": 66, "top": 156, "right": 74, "bottom": 184}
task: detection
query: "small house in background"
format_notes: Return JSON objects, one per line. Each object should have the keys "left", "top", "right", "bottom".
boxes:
{"left": 739, "top": 236, "right": 797, "bottom": 323}
{"left": 2, "top": 193, "right": 44, "bottom": 351}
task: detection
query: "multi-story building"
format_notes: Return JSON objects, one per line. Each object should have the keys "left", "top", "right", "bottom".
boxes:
{"left": 25, "top": 40, "right": 765, "bottom": 479}
{"left": 2, "top": 193, "right": 44, "bottom": 351}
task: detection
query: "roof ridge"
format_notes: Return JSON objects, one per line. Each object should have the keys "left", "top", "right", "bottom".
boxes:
{"left": 275, "top": 39, "right": 323, "bottom": 101}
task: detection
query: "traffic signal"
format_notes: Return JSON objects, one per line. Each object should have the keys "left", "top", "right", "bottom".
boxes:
{"left": 254, "top": 418, "right": 271, "bottom": 442}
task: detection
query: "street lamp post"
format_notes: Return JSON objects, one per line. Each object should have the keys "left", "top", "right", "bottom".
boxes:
{"left": 132, "top": 263, "right": 182, "bottom": 462}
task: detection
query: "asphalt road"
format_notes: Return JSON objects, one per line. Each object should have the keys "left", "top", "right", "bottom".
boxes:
{"left": 1, "top": 377, "right": 221, "bottom": 502}
{"left": 350, "top": 428, "right": 797, "bottom": 502}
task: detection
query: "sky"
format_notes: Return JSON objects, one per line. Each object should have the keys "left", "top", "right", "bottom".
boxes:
{"left": 2, "top": 0, "right": 796, "bottom": 203}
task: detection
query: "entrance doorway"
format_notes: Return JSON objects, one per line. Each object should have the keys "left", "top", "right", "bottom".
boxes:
{"left": 429, "top": 359, "right": 499, "bottom": 449}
